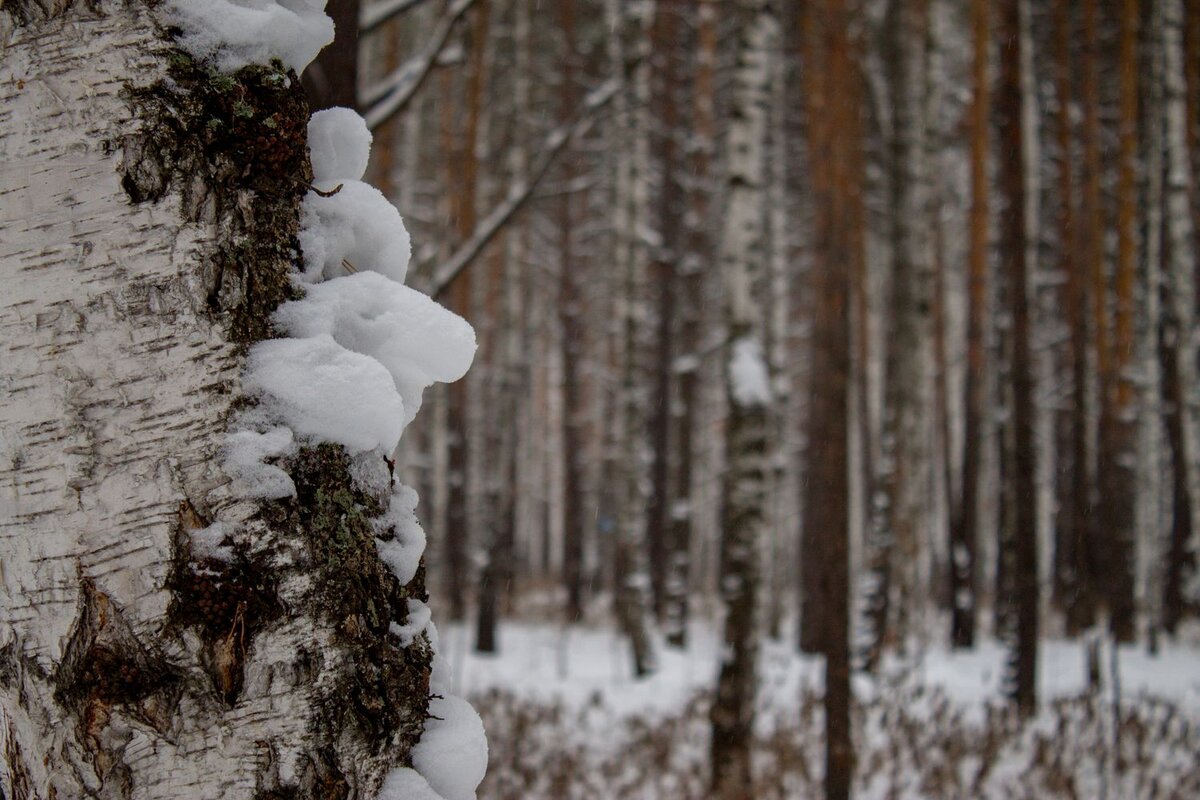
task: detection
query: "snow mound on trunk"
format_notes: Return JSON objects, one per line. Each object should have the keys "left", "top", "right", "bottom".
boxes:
{"left": 162, "top": 0, "right": 334, "bottom": 74}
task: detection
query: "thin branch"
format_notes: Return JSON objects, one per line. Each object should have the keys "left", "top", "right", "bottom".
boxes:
{"left": 362, "top": 0, "right": 477, "bottom": 130}
{"left": 429, "top": 78, "right": 623, "bottom": 298}
{"left": 359, "top": 0, "right": 434, "bottom": 35}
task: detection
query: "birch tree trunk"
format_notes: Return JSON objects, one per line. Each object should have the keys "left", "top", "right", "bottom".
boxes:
{"left": 1161, "top": 0, "right": 1200, "bottom": 633}
{"left": 1, "top": 4, "right": 433, "bottom": 797}
{"left": 666, "top": 0, "right": 719, "bottom": 648}
{"left": 558, "top": 0, "right": 589, "bottom": 626}
{"left": 710, "top": 3, "right": 775, "bottom": 795}
{"left": 864, "top": 0, "right": 932, "bottom": 668}
{"left": 608, "top": 0, "right": 657, "bottom": 679}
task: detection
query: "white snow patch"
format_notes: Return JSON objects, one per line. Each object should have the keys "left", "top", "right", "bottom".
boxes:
{"left": 728, "top": 335, "right": 770, "bottom": 408}
{"left": 374, "top": 485, "right": 426, "bottom": 585}
{"left": 376, "top": 767, "right": 445, "bottom": 800}
{"left": 223, "top": 425, "right": 297, "bottom": 499}
{"left": 162, "top": 0, "right": 334, "bottom": 74}
{"left": 390, "top": 599, "right": 433, "bottom": 647}
{"left": 411, "top": 695, "right": 489, "bottom": 800}
{"left": 243, "top": 334, "right": 405, "bottom": 453}
{"left": 299, "top": 182, "right": 413, "bottom": 284}
{"left": 273, "top": 271, "right": 476, "bottom": 429}
{"left": 190, "top": 522, "right": 234, "bottom": 563}
{"left": 308, "top": 107, "right": 372, "bottom": 184}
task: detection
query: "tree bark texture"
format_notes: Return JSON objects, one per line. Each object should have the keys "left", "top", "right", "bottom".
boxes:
{"left": 1, "top": 4, "right": 433, "bottom": 797}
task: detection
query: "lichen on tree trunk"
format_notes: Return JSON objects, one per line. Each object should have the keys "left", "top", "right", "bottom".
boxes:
{"left": 1, "top": 3, "right": 432, "bottom": 798}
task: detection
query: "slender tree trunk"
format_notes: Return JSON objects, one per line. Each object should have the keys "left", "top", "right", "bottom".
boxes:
{"left": 475, "top": 0, "right": 530, "bottom": 654}
{"left": 303, "top": 0, "right": 361, "bottom": 109}
{"left": 608, "top": 0, "right": 657, "bottom": 678}
{"left": 667, "top": 0, "right": 718, "bottom": 648}
{"left": 1066, "top": 0, "right": 1106, "bottom": 635}
{"left": 865, "top": 0, "right": 932, "bottom": 668}
{"left": 799, "top": 1, "right": 857, "bottom": 796}
{"left": 645, "top": 0, "right": 683, "bottom": 626}
{"left": 1162, "top": 0, "right": 1200, "bottom": 633}
{"left": 556, "top": 0, "right": 590, "bottom": 627}
{"left": 997, "top": 0, "right": 1038, "bottom": 716}
{"left": 710, "top": 4, "right": 775, "bottom": 795}
{"left": 1095, "top": 0, "right": 1140, "bottom": 643}
{"left": 950, "top": 0, "right": 990, "bottom": 650}
{"left": 442, "top": 0, "right": 490, "bottom": 623}
{"left": 1053, "top": 0, "right": 1096, "bottom": 638}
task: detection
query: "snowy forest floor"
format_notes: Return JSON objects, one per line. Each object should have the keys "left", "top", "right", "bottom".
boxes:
{"left": 436, "top": 619, "right": 1200, "bottom": 799}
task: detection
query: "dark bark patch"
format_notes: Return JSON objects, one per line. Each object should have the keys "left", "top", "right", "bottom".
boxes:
{"left": 271, "top": 444, "right": 431, "bottom": 754}
{"left": 255, "top": 747, "right": 350, "bottom": 800}
{"left": 1, "top": 0, "right": 92, "bottom": 25}
{"left": 120, "top": 51, "right": 311, "bottom": 342}
{"left": 167, "top": 501, "right": 282, "bottom": 705}
{"left": 53, "top": 579, "right": 181, "bottom": 749}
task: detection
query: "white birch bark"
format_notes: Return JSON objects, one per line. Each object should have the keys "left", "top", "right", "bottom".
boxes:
{"left": 1, "top": 5, "right": 433, "bottom": 797}
{"left": 710, "top": 1, "right": 776, "bottom": 793}
{"left": 1163, "top": 0, "right": 1200, "bottom": 592}
{"left": 1138, "top": 0, "right": 1167, "bottom": 644}
{"left": 606, "top": 0, "right": 656, "bottom": 677}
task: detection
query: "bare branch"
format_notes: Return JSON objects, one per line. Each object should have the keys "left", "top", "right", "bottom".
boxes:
{"left": 362, "top": 0, "right": 477, "bottom": 130}
{"left": 429, "top": 78, "right": 623, "bottom": 298}
{"left": 359, "top": 0, "right": 434, "bottom": 35}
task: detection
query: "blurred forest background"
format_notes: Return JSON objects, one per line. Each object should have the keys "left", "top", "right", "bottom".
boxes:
{"left": 305, "top": 0, "right": 1200, "bottom": 797}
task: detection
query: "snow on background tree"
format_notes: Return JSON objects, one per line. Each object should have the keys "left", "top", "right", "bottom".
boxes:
{"left": 1, "top": 1, "right": 484, "bottom": 798}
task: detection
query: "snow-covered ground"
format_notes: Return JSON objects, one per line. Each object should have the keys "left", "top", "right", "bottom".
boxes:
{"left": 441, "top": 621, "right": 1200, "bottom": 799}
{"left": 442, "top": 620, "right": 1200, "bottom": 721}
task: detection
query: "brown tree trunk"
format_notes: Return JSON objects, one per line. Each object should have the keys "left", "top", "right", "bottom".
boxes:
{"left": 645, "top": 0, "right": 683, "bottom": 626}
{"left": 997, "top": 0, "right": 1038, "bottom": 717}
{"left": 442, "top": 0, "right": 489, "bottom": 623}
{"left": 950, "top": 0, "right": 990, "bottom": 650}
{"left": 303, "top": 0, "right": 361, "bottom": 109}
{"left": 799, "top": 1, "right": 857, "bottom": 796}
{"left": 1096, "top": 0, "right": 1139, "bottom": 643}
{"left": 1053, "top": 0, "right": 1095, "bottom": 638}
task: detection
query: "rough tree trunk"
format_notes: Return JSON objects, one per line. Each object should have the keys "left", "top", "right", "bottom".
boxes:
{"left": 1, "top": 4, "right": 434, "bottom": 797}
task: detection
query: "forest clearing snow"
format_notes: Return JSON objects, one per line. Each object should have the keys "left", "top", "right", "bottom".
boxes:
{"left": 441, "top": 620, "right": 1200, "bottom": 726}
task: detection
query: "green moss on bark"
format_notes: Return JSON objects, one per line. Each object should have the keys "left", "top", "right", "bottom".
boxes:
{"left": 271, "top": 445, "right": 432, "bottom": 754}
{"left": 120, "top": 51, "right": 310, "bottom": 342}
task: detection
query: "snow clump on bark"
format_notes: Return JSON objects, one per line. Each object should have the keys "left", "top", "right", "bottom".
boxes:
{"left": 264, "top": 107, "right": 483, "bottom": 799}
{"left": 162, "top": 0, "right": 334, "bottom": 73}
